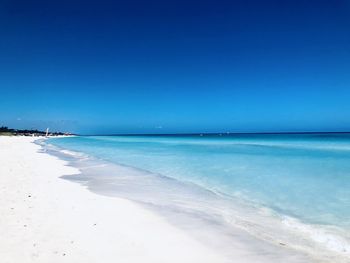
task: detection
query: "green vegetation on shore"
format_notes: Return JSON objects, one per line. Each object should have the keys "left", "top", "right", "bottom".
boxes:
{"left": 0, "top": 126, "right": 73, "bottom": 136}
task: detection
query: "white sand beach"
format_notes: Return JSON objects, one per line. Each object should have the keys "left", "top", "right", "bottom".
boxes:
{"left": 1, "top": 136, "right": 328, "bottom": 263}
{"left": 0, "top": 136, "right": 229, "bottom": 263}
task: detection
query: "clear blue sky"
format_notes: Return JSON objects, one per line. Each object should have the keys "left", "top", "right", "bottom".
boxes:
{"left": 1, "top": 0, "right": 350, "bottom": 134}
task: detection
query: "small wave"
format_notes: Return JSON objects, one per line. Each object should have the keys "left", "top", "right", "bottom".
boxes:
{"left": 60, "top": 149, "right": 86, "bottom": 157}
{"left": 282, "top": 216, "right": 350, "bottom": 256}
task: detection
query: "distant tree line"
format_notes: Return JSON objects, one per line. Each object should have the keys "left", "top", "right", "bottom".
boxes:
{"left": 0, "top": 126, "right": 15, "bottom": 132}
{"left": 0, "top": 126, "right": 72, "bottom": 136}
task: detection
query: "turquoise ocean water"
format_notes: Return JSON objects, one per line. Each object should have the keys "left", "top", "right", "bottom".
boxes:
{"left": 47, "top": 133, "right": 350, "bottom": 261}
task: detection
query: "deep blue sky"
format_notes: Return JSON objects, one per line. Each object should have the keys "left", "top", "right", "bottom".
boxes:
{"left": 1, "top": 0, "right": 350, "bottom": 134}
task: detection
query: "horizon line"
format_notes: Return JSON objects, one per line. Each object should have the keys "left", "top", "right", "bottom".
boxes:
{"left": 83, "top": 131, "right": 350, "bottom": 136}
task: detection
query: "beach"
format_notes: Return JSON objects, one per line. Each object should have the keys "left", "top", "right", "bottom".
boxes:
{"left": 0, "top": 136, "right": 230, "bottom": 263}
{"left": 1, "top": 136, "right": 348, "bottom": 263}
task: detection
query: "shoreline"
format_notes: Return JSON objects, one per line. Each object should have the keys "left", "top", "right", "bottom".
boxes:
{"left": 1, "top": 136, "right": 346, "bottom": 262}
{"left": 45, "top": 136, "right": 350, "bottom": 263}
{"left": 0, "top": 136, "right": 229, "bottom": 263}
{"left": 45, "top": 138, "right": 319, "bottom": 262}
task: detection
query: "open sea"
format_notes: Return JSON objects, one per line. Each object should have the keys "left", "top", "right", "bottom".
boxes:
{"left": 46, "top": 133, "right": 350, "bottom": 262}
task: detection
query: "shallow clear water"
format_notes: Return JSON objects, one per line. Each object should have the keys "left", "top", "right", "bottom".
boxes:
{"left": 48, "top": 133, "right": 350, "bottom": 260}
